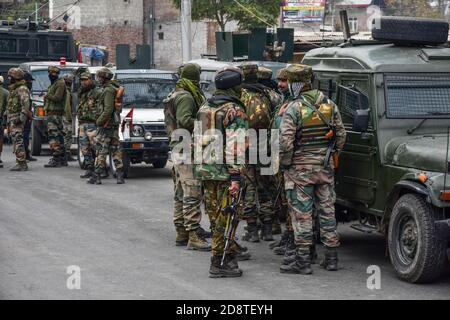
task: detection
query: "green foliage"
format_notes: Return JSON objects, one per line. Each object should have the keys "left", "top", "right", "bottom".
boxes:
{"left": 172, "top": 0, "right": 281, "bottom": 31}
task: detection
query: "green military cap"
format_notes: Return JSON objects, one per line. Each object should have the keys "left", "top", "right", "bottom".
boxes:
{"left": 96, "top": 67, "right": 114, "bottom": 80}
{"left": 80, "top": 71, "right": 92, "bottom": 80}
{"left": 48, "top": 66, "right": 61, "bottom": 73}
{"left": 276, "top": 68, "right": 288, "bottom": 81}
{"left": 285, "top": 64, "right": 313, "bottom": 84}
{"left": 258, "top": 67, "right": 273, "bottom": 81}
{"left": 239, "top": 62, "right": 258, "bottom": 82}
{"left": 180, "top": 63, "right": 201, "bottom": 82}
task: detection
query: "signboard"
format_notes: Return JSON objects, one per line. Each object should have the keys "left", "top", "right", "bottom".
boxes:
{"left": 282, "top": 0, "right": 325, "bottom": 23}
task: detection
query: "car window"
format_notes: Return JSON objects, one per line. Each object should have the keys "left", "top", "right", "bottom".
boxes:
{"left": 121, "top": 80, "right": 176, "bottom": 108}
{"left": 337, "top": 79, "right": 371, "bottom": 127}
{"left": 31, "top": 69, "right": 76, "bottom": 93}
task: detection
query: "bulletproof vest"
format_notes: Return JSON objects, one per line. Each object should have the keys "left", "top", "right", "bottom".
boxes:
{"left": 241, "top": 87, "right": 272, "bottom": 130}
{"left": 98, "top": 82, "right": 118, "bottom": 127}
{"left": 7, "top": 81, "right": 27, "bottom": 116}
{"left": 296, "top": 94, "right": 334, "bottom": 150}
{"left": 78, "top": 86, "right": 100, "bottom": 122}
{"left": 163, "top": 89, "right": 190, "bottom": 138}
{"left": 46, "top": 78, "right": 66, "bottom": 112}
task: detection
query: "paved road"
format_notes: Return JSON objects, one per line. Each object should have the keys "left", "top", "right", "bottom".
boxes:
{"left": 0, "top": 145, "right": 449, "bottom": 300}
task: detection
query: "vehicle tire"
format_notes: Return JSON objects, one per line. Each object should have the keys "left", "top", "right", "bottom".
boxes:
{"left": 30, "top": 121, "right": 42, "bottom": 156}
{"left": 372, "top": 16, "right": 449, "bottom": 46}
{"left": 388, "top": 193, "right": 447, "bottom": 283}
{"left": 109, "top": 151, "right": 130, "bottom": 178}
{"left": 152, "top": 158, "right": 167, "bottom": 169}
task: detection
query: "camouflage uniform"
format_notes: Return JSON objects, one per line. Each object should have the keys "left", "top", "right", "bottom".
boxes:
{"left": 195, "top": 66, "right": 248, "bottom": 277}
{"left": 0, "top": 77, "right": 9, "bottom": 167}
{"left": 62, "top": 74, "right": 74, "bottom": 161}
{"left": 45, "top": 66, "right": 67, "bottom": 166}
{"left": 169, "top": 63, "right": 209, "bottom": 249}
{"left": 77, "top": 72, "right": 101, "bottom": 176}
{"left": 240, "top": 63, "right": 281, "bottom": 242}
{"left": 89, "top": 68, "right": 124, "bottom": 185}
{"left": 6, "top": 69, "right": 31, "bottom": 171}
{"left": 279, "top": 64, "right": 346, "bottom": 274}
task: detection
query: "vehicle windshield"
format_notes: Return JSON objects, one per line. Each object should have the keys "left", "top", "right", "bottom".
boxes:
{"left": 31, "top": 69, "right": 76, "bottom": 93}
{"left": 122, "top": 79, "right": 176, "bottom": 108}
{"left": 385, "top": 74, "right": 450, "bottom": 118}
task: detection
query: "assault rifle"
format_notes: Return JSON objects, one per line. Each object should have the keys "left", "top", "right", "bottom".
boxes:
{"left": 221, "top": 188, "right": 244, "bottom": 267}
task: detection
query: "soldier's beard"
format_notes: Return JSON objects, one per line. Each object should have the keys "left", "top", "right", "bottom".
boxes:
{"left": 289, "top": 82, "right": 305, "bottom": 98}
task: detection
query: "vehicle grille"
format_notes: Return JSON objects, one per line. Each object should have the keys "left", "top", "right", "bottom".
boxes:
{"left": 144, "top": 124, "right": 167, "bottom": 138}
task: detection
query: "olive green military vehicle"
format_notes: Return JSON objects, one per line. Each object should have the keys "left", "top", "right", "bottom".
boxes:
{"left": 303, "top": 17, "right": 450, "bottom": 283}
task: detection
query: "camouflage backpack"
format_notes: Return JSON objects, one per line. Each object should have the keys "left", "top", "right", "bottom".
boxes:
{"left": 241, "top": 84, "right": 274, "bottom": 130}
{"left": 163, "top": 89, "right": 189, "bottom": 138}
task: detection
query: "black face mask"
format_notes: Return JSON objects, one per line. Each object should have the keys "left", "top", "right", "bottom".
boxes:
{"left": 49, "top": 74, "right": 59, "bottom": 83}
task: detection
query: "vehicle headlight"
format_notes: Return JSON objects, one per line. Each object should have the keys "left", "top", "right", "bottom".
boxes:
{"left": 132, "top": 125, "right": 144, "bottom": 137}
{"left": 145, "top": 132, "right": 153, "bottom": 141}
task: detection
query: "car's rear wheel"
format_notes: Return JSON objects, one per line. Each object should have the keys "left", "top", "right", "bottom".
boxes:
{"left": 388, "top": 193, "right": 447, "bottom": 283}
{"left": 30, "top": 121, "right": 41, "bottom": 156}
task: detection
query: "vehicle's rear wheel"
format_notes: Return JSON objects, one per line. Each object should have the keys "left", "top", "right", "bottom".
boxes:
{"left": 152, "top": 158, "right": 167, "bottom": 169}
{"left": 372, "top": 16, "right": 449, "bottom": 46}
{"left": 388, "top": 193, "right": 447, "bottom": 283}
{"left": 30, "top": 121, "right": 42, "bottom": 156}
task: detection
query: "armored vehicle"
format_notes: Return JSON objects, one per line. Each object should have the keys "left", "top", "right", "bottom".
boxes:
{"left": 303, "top": 17, "right": 450, "bottom": 283}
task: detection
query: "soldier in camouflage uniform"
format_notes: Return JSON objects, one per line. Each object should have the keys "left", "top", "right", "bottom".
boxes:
{"left": 279, "top": 64, "right": 346, "bottom": 275}
{"left": 87, "top": 67, "right": 124, "bottom": 185}
{"left": 168, "top": 63, "right": 210, "bottom": 251}
{"left": 44, "top": 66, "right": 67, "bottom": 168}
{"left": 62, "top": 74, "right": 76, "bottom": 163}
{"left": 0, "top": 75, "right": 9, "bottom": 169}
{"left": 239, "top": 63, "right": 280, "bottom": 243}
{"left": 78, "top": 72, "right": 101, "bottom": 179}
{"left": 6, "top": 68, "right": 31, "bottom": 171}
{"left": 195, "top": 66, "right": 249, "bottom": 278}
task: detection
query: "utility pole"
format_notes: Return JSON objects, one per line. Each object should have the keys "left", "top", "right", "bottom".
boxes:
{"left": 35, "top": 0, "right": 38, "bottom": 23}
{"left": 181, "top": 0, "right": 192, "bottom": 63}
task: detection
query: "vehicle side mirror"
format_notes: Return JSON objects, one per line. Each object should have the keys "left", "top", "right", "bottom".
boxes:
{"left": 353, "top": 109, "right": 370, "bottom": 132}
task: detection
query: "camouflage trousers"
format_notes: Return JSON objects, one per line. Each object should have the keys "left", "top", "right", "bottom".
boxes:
{"left": 63, "top": 119, "right": 72, "bottom": 154}
{"left": 47, "top": 115, "right": 65, "bottom": 157}
{"left": 243, "top": 165, "right": 275, "bottom": 222}
{"left": 79, "top": 123, "right": 97, "bottom": 167}
{"left": 284, "top": 164, "right": 339, "bottom": 250}
{"left": 203, "top": 180, "right": 242, "bottom": 257}
{"left": 94, "top": 127, "right": 123, "bottom": 174}
{"left": 274, "top": 172, "right": 293, "bottom": 232}
{"left": 10, "top": 122, "right": 26, "bottom": 163}
{"left": 172, "top": 163, "right": 202, "bottom": 232}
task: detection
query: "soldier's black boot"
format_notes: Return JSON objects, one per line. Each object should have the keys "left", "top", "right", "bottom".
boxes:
{"left": 80, "top": 166, "right": 94, "bottom": 179}
{"left": 260, "top": 220, "right": 274, "bottom": 241}
{"left": 87, "top": 172, "right": 102, "bottom": 185}
{"left": 280, "top": 250, "right": 313, "bottom": 275}
{"left": 59, "top": 154, "right": 68, "bottom": 167}
{"left": 116, "top": 170, "right": 125, "bottom": 184}
{"left": 242, "top": 221, "right": 259, "bottom": 242}
{"left": 310, "top": 244, "right": 318, "bottom": 265}
{"left": 209, "top": 255, "right": 243, "bottom": 278}
{"left": 273, "top": 231, "right": 295, "bottom": 255}
{"left": 234, "top": 240, "right": 251, "bottom": 261}
{"left": 175, "top": 226, "right": 189, "bottom": 246}
{"left": 320, "top": 247, "right": 339, "bottom": 271}
{"left": 269, "top": 229, "right": 290, "bottom": 250}
{"left": 10, "top": 161, "right": 28, "bottom": 172}
{"left": 44, "top": 157, "right": 61, "bottom": 168}
{"left": 197, "top": 226, "right": 212, "bottom": 239}
{"left": 225, "top": 253, "right": 241, "bottom": 271}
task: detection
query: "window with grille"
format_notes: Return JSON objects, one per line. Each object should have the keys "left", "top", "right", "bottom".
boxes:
{"left": 385, "top": 74, "right": 450, "bottom": 118}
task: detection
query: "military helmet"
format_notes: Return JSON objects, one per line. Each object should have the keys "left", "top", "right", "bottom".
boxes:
{"left": 239, "top": 62, "right": 259, "bottom": 83}
{"left": 8, "top": 68, "right": 25, "bottom": 80}
{"left": 276, "top": 68, "right": 288, "bottom": 81}
{"left": 285, "top": 64, "right": 313, "bottom": 84}
{"left": 48, "top": 66, "right": 61, "bottom": 74}
{"left": 96, "top": 67, "right": 114, "bottom": 80}
{"left": 258, "top": 67, "right": 273, "bottom": 81}
{"left": 63, "top": 74, "right": 74, "bottom": 83}
{"left": 180, "top": 63, "right": 201, "bottom": 82}
{"left": 80, "top": 71, "right": 92, "bottom": 80}
{"left": 215, "top": 66, "right": 243, "bottom": 90}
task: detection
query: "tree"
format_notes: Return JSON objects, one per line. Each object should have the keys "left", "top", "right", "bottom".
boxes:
{"left": 172, "top": 0, "right": 281, "bottom": 31}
